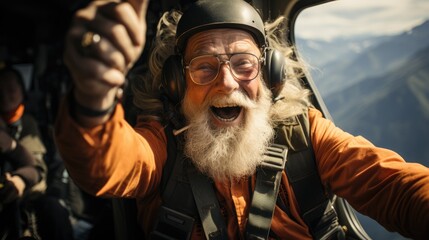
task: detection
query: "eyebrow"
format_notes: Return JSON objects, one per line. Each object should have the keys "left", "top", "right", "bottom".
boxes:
{"left": 187, "top": 43, "right": 255, "bottom": 57}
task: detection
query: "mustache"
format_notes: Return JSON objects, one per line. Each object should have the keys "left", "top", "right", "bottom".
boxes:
{"left": 208, "top": 90, "right": 257, "bottom": 109}
{"left": 179, "top": 90, "right": 259, "bottom": 136}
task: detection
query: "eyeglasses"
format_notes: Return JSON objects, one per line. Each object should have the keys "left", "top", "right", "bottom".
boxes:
{"left": 184, "top": 53, "right": 263, "bottom": 85}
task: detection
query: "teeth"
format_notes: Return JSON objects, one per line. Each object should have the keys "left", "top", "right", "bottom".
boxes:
{"left": 210, "top": 105, "right": 242, "bottom": 122}
{"left": 217, "top": 116, "right": 234, "bottom": 122}
{"left": 213, "top": 113, "right": 236, "bottom": 122}
{"left": 212, "top": 104, "right": 239, "bottom": 108}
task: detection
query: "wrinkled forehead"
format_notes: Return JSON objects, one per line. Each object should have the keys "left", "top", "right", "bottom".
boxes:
{"left": 184, "top": 28, "right": 260, "bottom": 58}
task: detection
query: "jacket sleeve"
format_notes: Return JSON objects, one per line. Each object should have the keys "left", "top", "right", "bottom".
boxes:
{"left": 1, "top": 114, "right": 47, "bottom": 193}
{"left": 54, "top": 96, "right": 168, "bottom": 199}
{"left": 19, "top": 114, "right": 48, "bottom": 193}
{"left": 308, "top": 108, "right": 429, "bottom": 240}
{"left": 3, "top": 142, "right": 40, "bottom": 189}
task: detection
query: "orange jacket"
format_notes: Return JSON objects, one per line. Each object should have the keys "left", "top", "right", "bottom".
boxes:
{"left": 55, "top": 99, "right": 429, "bottom": 239}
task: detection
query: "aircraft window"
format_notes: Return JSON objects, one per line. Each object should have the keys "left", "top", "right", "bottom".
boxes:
{"left": 10, "top": 64, "right": 33, "bottom": 91}
{"left": 295, "top": 0, "right": 429, "bottom": 239}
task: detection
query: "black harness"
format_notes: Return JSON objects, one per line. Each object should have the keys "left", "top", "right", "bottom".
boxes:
{"left": 150, "top": 112, "right": 346, "bottom": 239}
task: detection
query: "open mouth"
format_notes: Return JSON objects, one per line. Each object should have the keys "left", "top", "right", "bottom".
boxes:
{"left": 210, "top": 105, "right": 242, "bottom": 122}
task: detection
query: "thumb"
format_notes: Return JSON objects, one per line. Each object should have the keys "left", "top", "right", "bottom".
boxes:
{"left": 5, "top": 172, "right": 12, "bottom": 181}
{"left": 126, "top": 0, "right": 150, "bottom": 22}
{"left": 6, "top": 173, "right": 25, "bottom": 197}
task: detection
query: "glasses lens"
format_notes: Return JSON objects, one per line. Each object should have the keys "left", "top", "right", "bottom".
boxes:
{"left": 189, "top": 56, "right": 219, "bottom": 84}
{"left": 188, "top": 53, "right": 260, "bottom": 85}
{"left": 230, "top": 53, "right": 259, "bottom": 81}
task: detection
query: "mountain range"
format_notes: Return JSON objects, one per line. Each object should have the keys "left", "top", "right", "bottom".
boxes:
{"left": 325, "top": 45, "right": 429, "bottom": 165}
{"left": 297, "top": 20, "right": 429, "bottom": 97}
{"left": 296, "top": 20, "right": 429, "bottom": 239}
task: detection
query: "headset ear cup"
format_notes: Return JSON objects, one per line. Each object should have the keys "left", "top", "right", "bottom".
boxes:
{"left": 264, "top": 48, "right": 286, "bottom": 99}
{"left": 161, "top": 55, "right": 186, "bottom": 104}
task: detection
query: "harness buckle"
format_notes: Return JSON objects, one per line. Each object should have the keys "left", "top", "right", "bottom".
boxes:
{"left": 151, "top": 206, "right": 195, "bottom": 240}
{"left": 261, "top": 144, "right": 288, "bottom": 171}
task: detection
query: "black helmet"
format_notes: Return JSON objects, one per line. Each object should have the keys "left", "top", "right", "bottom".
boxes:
{"left": 176, "top": 0, "right": 266, "bottom": 52}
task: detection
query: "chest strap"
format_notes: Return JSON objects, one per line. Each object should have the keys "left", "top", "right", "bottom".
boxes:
{"left": 187, "top": 143, "right": 287, "bottom": 240}
{"left": 246, "top": 144, "right": 288, "bottom": 239}
{"left": 187, "top": 165, "right": 228, "bottom": 240}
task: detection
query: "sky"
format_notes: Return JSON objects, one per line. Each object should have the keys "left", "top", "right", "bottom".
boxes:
{"left": 295, "top": 0, "right": 429, "bottom": 40}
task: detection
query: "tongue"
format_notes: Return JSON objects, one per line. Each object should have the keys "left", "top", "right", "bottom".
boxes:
{"left": 212, "top": 106, "right": 241, "bottom": 120}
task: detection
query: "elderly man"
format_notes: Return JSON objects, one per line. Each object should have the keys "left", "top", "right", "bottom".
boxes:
{"left": 55, "top": 0, "right": 429, "bottom": 239}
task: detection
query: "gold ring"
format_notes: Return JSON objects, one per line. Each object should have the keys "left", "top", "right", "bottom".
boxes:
{"left": 81, "top": 31, "right": 101, "bottom": 48}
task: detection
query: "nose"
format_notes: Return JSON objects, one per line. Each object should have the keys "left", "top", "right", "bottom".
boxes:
{"left": 214, "top": 63, "right": 239, "bottom": 94}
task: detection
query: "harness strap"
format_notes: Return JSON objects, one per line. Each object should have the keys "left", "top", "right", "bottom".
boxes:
{"left": 246, "top": 144, "right": 288, "bottom": 239}
{"left": 151, "top": 124, "right": 197, "bottom": 240}
{"left": 284, "top": 113, "right": 344, "bottom": 240}
{"left": 155, "top": 110, "right": 345, "bottom": 239}
{"left": 187, "top": 166, "right": 228, "bottom": 240}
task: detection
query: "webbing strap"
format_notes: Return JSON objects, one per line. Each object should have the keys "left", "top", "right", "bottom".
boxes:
{"left": 187, "top": 166, "right": 228, "bottom": 240}
{"left": 246, "top": 144, "right": 288, "bottom": 240}
{"left": 284, "top": 113, "right": 344, "bottom": 240}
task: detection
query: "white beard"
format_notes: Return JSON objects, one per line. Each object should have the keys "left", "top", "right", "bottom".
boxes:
{"left": 182, "top": 87, "right": 274, "bottom": 181}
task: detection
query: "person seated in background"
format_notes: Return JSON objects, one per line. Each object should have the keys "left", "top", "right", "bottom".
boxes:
{"left": 47, "top": 159, "right": 116, "bottom": 240}
{"left": 0, "top": 65, "right": 73, "bottom": 240}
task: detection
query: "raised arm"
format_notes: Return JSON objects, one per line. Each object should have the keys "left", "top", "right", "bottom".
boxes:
{"left": 63, "top": 0, "right": 149, "bottom": 127}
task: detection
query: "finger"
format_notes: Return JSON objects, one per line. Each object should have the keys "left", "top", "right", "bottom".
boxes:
{"left": 123, "top": 0, "right": 149, "bottom": 48}
{"left": 64, "top": 40, "right": 125, "bottom": 98}
{"left": 83, "top": 7, "right": 140, "bottom": 65}
{"left": 97, "top": 2, "right": 146, "bottom": 49}
{"left": 5, "top": 172, "right": 12, "bottom": 180}
{"left": 0, "top": 174, "right": 18, "bottom": 204}
{"left": 67, "top": 22, "right": 129, "bottom": 74}
{"left": 65, "top": 51, "right": 125, "bottom": 89}
{"left": 77, "top": 2, "right": 145, "bottom": 68}
{"left": 83, "top": 32, "right": 128, "bottom": 72}
{"left": 126, "top": 0, "right": 150, "bottom": 23}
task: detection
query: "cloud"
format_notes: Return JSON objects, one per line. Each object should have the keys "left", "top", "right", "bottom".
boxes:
{"left": 295, "top": 0, "right": 429, "bottom": 40}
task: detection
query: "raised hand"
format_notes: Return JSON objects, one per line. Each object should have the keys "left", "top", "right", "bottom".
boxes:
{"left": 0, "top": 173, "right": 25, "bottom": 204}
{"left": 63, "top": 0, "right": 149, "bottom": 124}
